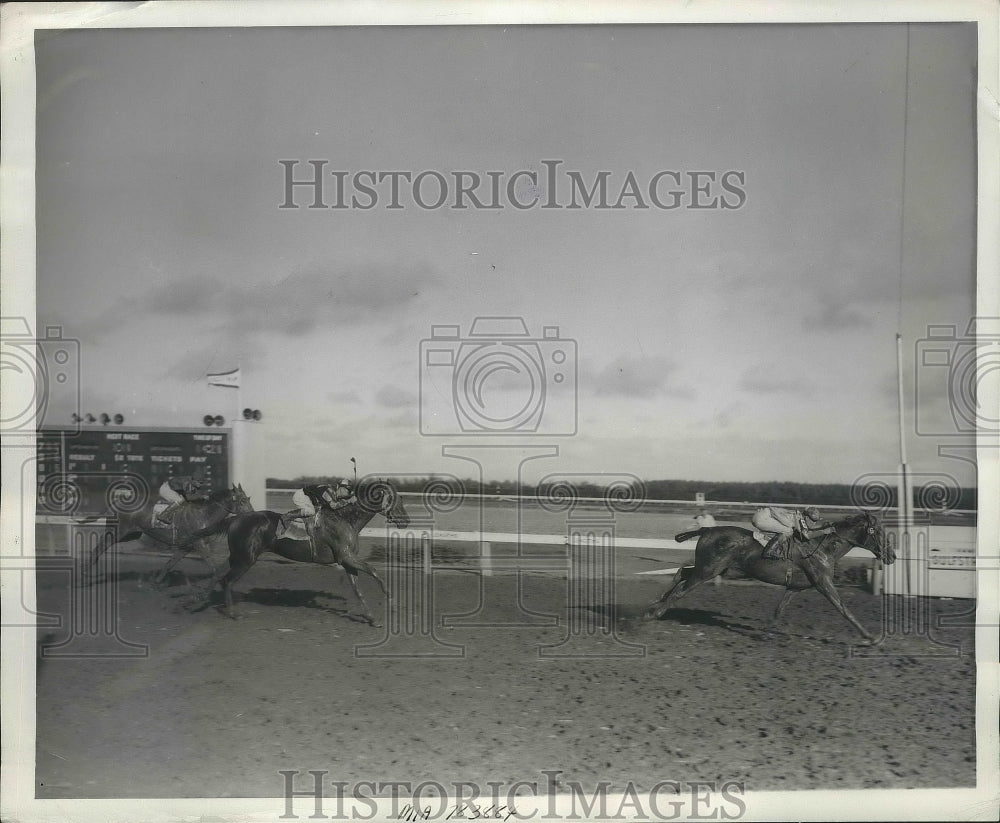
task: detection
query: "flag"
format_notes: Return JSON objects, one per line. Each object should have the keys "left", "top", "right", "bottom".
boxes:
{"left": 207, "top": 368, "right": 240, "bottom": 389}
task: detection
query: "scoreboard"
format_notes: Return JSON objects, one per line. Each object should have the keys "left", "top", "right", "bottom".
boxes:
{"left": 37, "top": 427, "right": 231, "bottom": 516}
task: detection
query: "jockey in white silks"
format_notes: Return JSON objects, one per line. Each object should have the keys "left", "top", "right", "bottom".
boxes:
{"left": 751, "top": 505, "right": 832, "bottom": 560}
{"left": 289, "top": 480, "right": 355, "bottom": 558}
{"left": 157, "top": 474, "right": 209, "bottom": 524}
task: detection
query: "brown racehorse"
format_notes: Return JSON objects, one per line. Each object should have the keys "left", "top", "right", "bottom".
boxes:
{"left": 85, "top": 484, "right": 253, "bottom": 584}
{"left": 643, "top": 511, "right": 893, "bottom": 641}
{"left": 203, "top": 478, "right": 410, "bottom": 625}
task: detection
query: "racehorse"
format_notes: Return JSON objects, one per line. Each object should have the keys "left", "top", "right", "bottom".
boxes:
{"left": 86, "top": 484, "right": 252, "bottom": 585}
{"left": 203, "top": 478, "right": 410, "bottom": 625}
{"left": 643, "top": 511, "right": 893, "bottom": 641}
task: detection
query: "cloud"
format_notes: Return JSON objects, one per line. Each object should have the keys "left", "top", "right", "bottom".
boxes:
{"left": 141, "top": 262, "right": 443, "bottom": 338}
{"left": 589, "top": 355, "right": 689, "bottom": 399}
{"left": 376, "top": 384, "right": 417, "bottom": 409}
{"left": 328, "top": 389, "right": 361, "bottom": 404}
{"left": 738, "top": 372, "right": 815, "bottom": 398}
{"left": 800, "top": 294, "right": 872, "bottom": 331}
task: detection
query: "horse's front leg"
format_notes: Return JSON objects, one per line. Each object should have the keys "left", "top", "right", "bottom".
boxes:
{"left": 764, "top": 588, "right": 799, "bottom": 637}
{"left": 190, "top": 538, "right": 221, "bottom": 587}
{"left": 802, "top": 561, "right": 874, "bottom": 641}
{"left": 344, "top": 571, "right": 382, "bottom": 628}
{"left": 153, "top": 545, "right": 188, "bottom": 587}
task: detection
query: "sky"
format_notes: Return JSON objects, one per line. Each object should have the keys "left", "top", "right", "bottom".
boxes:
{"left": 31, "top": 21, "right": 980, "bottom": 486}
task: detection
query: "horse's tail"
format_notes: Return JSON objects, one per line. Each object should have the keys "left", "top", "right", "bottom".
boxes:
{"left": 675, "top": 528, "right": 706, "bottom": 543}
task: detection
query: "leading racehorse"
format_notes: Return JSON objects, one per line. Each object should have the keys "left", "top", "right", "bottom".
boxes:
{"left": 643, "top": 511, "right": 893, "bottom": 641}
{"left": 203, "top": 478, "right": 410, "bottom": 625}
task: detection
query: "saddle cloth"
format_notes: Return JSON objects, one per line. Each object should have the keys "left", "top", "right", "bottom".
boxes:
{"left": 280, "top": 517, "right": 311, "bottom": 543}
{"left": 753, "top": 531, "right": 822, "bottom": 559}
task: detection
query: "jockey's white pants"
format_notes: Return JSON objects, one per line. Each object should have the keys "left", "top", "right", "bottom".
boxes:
{"left": 751, "top": 507, "right": 795, "bottom": 535}
{"left": 159, "top": 482, "right": 184, "bottom": 504}
{"left": 292, "top": 489, "right": 316, "bottom": 516}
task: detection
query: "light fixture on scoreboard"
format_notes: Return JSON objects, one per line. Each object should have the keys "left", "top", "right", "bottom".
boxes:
{"left": 242, "top": 408, "right": 263, "bottom": 422}
{"left": 73, "top": 412, "right": 126, "bottom": 425}
{"left": 203, "top": 414, "right": 226, "bottom": 427}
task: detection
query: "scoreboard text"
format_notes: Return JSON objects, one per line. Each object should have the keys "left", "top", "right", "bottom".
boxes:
{"left": 37, "top": 427, "right": 231, "bottom": 516}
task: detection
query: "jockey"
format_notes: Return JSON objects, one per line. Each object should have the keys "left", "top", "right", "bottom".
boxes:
{"left": 333, "top": 478, "right": 353, "bottom": 506}
{"left": 288, "top": 480, "right": 354, "bottom": 559}
{"left": 156, "top": 473, "right": 210, "bottom": 524}
{"left": 752, "top": 505, "right": 831, "bottom": 560}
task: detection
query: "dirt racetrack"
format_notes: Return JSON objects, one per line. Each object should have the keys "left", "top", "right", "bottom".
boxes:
{"left": 35, "top": 551, "right": 976, "bottom": 799}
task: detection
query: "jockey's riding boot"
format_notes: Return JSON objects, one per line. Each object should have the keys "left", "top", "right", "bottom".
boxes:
{"left": 762, "top": 533, "right": 784, "bottom": 560}
{"left": 156, "top": 501, "right": 181, "bottom": 525}
{"left": 306, "top": 514, "right": 320, "bottom": 560}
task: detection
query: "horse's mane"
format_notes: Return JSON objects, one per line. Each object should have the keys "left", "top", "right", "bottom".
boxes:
{"left": 354, "top": 477, "right": 394, "bottom": 509}
{"left": 833, "top": 510, "right": 880, "bottom": 528}
{"left": 206, "top": 486, "right": 239, "bottom": 503}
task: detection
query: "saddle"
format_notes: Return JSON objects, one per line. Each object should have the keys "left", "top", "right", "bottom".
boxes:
{"left": 755, "top": 531, "right": 827, "bottom": 560}
{"left": 278, "top": 516, "right": 311, "bottom": 542}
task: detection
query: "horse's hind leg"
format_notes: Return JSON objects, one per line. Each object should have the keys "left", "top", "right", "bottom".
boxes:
{"left": 644, "top": 558, "right": 731, "bottom": 621}
{"left": 643, "top": 567, "right": 688, "bottom": 620}
{"left": 153, "top": 546, "right": 188, "bottom": 586}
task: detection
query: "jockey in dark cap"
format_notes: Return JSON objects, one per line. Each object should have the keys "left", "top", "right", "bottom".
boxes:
{"left": 156, "top": 472, "right": 210, "bottom": 524}
{"left": 752, "top": 505, "right": 833, "bottom": 560}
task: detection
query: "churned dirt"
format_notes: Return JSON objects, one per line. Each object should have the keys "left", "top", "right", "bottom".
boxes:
{"left": 34, "top": 552, "right": 976, "bottom": 799}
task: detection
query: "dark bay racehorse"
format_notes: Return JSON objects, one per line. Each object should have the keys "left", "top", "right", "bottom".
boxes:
{"left": 204, "top": 479, "right": 410, "bottom": 625}
{"left": 643, "top": 511, "right": 893, "bottom": 641}
{"left": 86, "top": 485, "right": 252, "bottom": 585}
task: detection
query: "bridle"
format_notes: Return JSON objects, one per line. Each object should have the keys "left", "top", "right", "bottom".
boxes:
{"left": 221, "top": 485, "right": 251, "bottom": 515}
{"left": 858, "top": 510, "right": 884, "bottom": 555}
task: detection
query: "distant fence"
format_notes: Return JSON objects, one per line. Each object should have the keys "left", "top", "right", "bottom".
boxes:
{"left": 268, "top": 488, "right": 976, "bottom": 519}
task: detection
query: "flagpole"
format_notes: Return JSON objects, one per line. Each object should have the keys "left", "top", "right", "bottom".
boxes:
{"left": 896, "top": 332, "right": 913, "bottom": 597}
